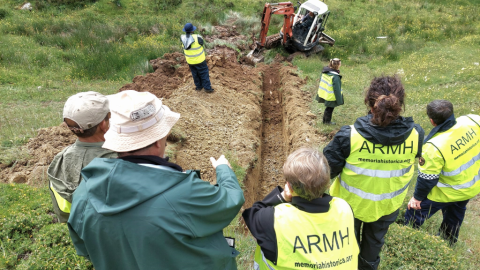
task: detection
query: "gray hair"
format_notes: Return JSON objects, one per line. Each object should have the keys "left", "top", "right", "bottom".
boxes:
{"left": 427, "top": 100, "right": 454, "bottom": 125}
{"left": 283, "top": 148, "right": 331, "bottom": 201}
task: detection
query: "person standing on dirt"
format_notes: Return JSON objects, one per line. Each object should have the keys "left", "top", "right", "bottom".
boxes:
{"left": 243, "top": 148, "right": 359, "bottom": 270}
{"left": 316, "top": 58, "right": 344, "bottom": 125}
{"left": 48, "top": 91, "right": 116, "bottom": 223}
{"left": 323, "top": 76, "right": 424, "bottom": 270}
{"left": 405, "top": 100, "right": 480, "bottom": 245}
{"left": 68, "top": 90, "right": 244, "bottom": 269}
{"left": 181, "top": 23, "right": 214, "bottom": 93}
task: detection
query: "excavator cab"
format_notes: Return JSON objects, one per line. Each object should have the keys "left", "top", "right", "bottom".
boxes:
{"left": 247, "top": 0, "right": 335, "bottom": 64}
{"left": 286, "top": 0, "right": 335, "bottom": 52}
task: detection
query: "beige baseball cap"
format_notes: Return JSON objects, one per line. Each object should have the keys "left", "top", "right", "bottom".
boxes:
{"left": 103, "top": 90, "right": 180, "bottom": 152}
{"left": 63, "top": 91, "right": 110, "bottom": 131}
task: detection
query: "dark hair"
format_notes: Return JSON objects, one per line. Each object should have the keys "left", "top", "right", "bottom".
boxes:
{"left": 427, "top": 100, "right": 453, "bottom": 125}
{"left": 365, "top": 76, "right": 405, "bottom": 127}
{"left": 66, "top": 114, "right": 109, "bottom": 138}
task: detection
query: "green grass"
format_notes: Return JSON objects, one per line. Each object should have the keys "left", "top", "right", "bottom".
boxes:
{"left": 294, "top": 0, "right": 480, "bottom": 136}
{"left": 0, "top": 184, "right": 93, "bottom": 269}
{"left": 1, "top": 0, "right": 480, "bottom": 268}
{"left": 0, "top": 0, "right": 256, "bottom": 147}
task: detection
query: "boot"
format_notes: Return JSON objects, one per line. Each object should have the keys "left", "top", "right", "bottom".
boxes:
{"left": 358, "top": 255, "right": 380, "bottom": 270}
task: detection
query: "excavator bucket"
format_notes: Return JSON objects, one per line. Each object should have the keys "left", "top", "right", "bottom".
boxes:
{"left": 245, "top": 33, "right": 283, "bottom": 65}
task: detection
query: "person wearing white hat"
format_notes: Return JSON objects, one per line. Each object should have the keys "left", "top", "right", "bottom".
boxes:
{"left": 68, "top": 90, "right": 244, "bottom": 270}
{"left": 48, "top": 91, "right": 117, "bottom": 223}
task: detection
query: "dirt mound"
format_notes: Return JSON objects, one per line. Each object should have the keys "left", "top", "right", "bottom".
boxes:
{"left": 119, "top": 52, "right": 189, "bottom": 98}
{"left": 0, "top": 48, "right": 325, "bottom": 207}
{"left": 0, "top": 124, "right": 76, "bottom": 185}
{"left": 119, "top": 51, "right": 323, "bottom": 206}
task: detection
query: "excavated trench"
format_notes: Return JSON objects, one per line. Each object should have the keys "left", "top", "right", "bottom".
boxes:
{"left": 1, "top": 52, "right": 324, "bottom": 212}
{"left": 243, "top": 64, "right": 286, "bottom": 206}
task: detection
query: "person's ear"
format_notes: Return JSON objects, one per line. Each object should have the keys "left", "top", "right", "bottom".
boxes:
{"left": 99, "top": 120, "right": 109, "bottom": 132}
{"left": 430, "top": 118, "right": 437, "bottom": 127}
{"left": 286, "top": 182, "right": 293, "bottom": 190}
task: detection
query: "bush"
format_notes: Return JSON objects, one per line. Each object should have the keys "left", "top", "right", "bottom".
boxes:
{"left": 0, "top": 184, "right": 91, "bottom": 269}
{"left": 16, "top": 224, "right": 93, "bottom": 270}
{"left": 0, "top": 8, "right": 8, "bottom": 19}
{"left": 381, "top": 223, "right": 472, "bottom": 269}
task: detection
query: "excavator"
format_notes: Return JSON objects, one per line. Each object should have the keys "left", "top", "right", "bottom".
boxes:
{"left": 247, "top": 0, "right": 335, "bottom": 63}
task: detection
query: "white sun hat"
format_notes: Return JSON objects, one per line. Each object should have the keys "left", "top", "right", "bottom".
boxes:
{"left": 103, "top": 90, "right": 180, "bottom": 152}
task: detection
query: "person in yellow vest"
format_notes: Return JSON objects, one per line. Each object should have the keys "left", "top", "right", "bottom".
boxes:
{"left": 405, "top": 100, "right": 480, "bottom": 245}
{"left": 181, "top": 23, "right": 213, "bottom": 93}
{"left": 316, "top": 58, "right": 344, "bottom": 125}
{"left": 323, "top": 76, "right": 424, "bottom": 270}
{"left": 48, "top": 92, "right": 117, "bottom": 223}
{"left": 243, "top": 148, "right": 359, "bottom": 270}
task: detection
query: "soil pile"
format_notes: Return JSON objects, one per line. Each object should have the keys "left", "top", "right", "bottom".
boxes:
{"left": 119, "top": 51, "right": 323, "bottom": 205}
{"left": 1, "top": 49, "right": 325, "bottom": 207}
{"left": 0, "top": 125, "right": 76, "bottom": 185}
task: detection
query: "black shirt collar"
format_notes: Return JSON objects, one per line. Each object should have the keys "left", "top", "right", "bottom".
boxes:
{"left": 291, "top": 194, "right": 333, "bottom": 213}
{"left": 118, "top": 155, "right": 183, "bottom": 172}
{"left": 424, "top": 114, "right": 456, "bottom": 143}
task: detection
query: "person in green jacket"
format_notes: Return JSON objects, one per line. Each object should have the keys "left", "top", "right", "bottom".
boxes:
{"left": 316, "top": 58, "right": 344, "bottom": 125}
{"left": 48, "top": 91, "right": 116, "bottom": 223}
{"left": 68, "top": 90, "right": 245, "bottom": 270}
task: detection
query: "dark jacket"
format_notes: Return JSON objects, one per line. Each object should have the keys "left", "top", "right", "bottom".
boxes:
{"left": 68, "top": 156, "right": 244, "bottom": 270}
{"left": 324, "top": 114, "right": 425, "bottom": 179}
{"left": 315, "top": 67, "right": 344, "bottom": 108}
{"left": 242, "top": 187, "right": 334, "bottom": 264}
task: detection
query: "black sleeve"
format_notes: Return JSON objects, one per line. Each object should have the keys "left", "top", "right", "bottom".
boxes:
{"left": 413, "top": 175, "right": 439, "bottom": 201}
{"left": 242, "top": 186, "right": 285, "bottom": 265}
{"left": 414, "top": 124, "right": 425, "bottom": 158}
{"left": 323, "top": 125, "right": 351, "bottom": 178}
{"left": 198, "top": 36, "right": 204, "bottom": 46}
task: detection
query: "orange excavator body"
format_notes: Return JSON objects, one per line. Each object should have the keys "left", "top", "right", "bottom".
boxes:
{"left": 257, "top": 2, "right": 296, "bottom": 48}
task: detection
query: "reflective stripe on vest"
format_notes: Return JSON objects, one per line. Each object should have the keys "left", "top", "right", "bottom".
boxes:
{"left": 317, "top": 73, "right": 336, "bottom": 101}
{"left": 426, "top": 115, "right": 480, "bottom": 202}
{"left": 338, "top": 174, "right": 411, "bottom": 201}
{"left": 330, "top": 125, "right": 419, "bottom": 222}
{"left": 182, "top": 34, "right": 206, "bottom": 65}
{"left": 254, "top": 198, "right": 359, "bottom": 270}
{"left": 49, "top": 181, "right": 71, "bottom": 214}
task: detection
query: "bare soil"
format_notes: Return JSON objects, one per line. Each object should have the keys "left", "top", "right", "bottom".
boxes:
{"left": 0, "top": 27, "right": 325, "bottom": 207}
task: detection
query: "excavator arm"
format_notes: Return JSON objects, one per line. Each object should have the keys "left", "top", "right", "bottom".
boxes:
{"left": 257, "top": 2, "right": 296, "bottom": 48}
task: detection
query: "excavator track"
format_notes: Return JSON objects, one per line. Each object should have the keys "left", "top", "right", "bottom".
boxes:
{"left": 264, "top": 34, "right": 282, "bottom": 49}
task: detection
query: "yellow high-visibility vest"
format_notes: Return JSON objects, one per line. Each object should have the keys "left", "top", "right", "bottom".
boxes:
{"left": 330, "top": 126, "right": 419, "bottom": 222}
{"left": 318, "top": 73, "right": 341, "bottom": 101}
{"left": 254, "top": 197, "right": 359, "bottom": 270}
{"left": 49, "top": 181, "right": 71, "bottom": 214}
{"left": 425, "top": 115, "right": 480, "bottom": 202}
{"left": 182, "top": 34, "right": 206, "bottom": 65}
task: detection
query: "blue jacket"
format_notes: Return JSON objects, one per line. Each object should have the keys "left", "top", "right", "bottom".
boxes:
{"left": 68, "top": 158, "right": 244, "bottom": 270}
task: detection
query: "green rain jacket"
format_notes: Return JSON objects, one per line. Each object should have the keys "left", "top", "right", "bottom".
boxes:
{"left": 68, "top": 158, "right": 245, "bottom": 270}
{"left": 315, "top": 66, "right": 344, "bottom": 108}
